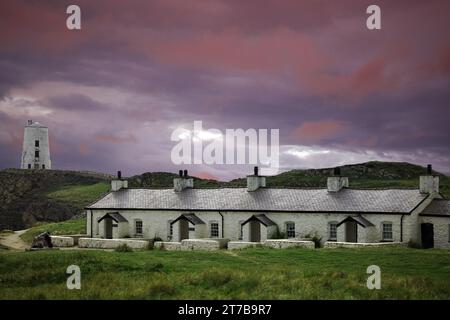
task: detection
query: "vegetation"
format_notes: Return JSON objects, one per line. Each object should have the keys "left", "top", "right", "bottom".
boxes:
{"left": 46, "top": 182, "right": 109, "bottom": 207}
{"left": 0, "top": 247, "right": 449, "bottom": 299}
{"left": 20, "top": 218, "right": 86, "bottom": 244}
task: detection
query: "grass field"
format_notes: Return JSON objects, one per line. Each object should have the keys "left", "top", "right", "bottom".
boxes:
{"left": 0, "top": 247, "right": 449, "bottom": 299}
{"left": 46, "top": 182, "right": 109, "bottom": 207}
{"left": 20, "top": 218, "right": 86, "bottom": 244}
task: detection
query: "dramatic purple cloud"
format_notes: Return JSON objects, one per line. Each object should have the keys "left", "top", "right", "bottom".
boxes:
{"left": 0, "top": 0, "right": 449, "bottom": 179}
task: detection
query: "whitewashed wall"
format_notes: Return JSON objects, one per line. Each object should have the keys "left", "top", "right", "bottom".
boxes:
{"left": 420, "top": 216, "right": 450, "bottom": 249}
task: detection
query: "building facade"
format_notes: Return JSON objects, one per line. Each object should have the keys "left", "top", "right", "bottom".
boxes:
{"left": 20, "top": 120, "right": 52, "bottom": 170}
{"left": 86, "top": 167, "right": 450, "bottom": 249}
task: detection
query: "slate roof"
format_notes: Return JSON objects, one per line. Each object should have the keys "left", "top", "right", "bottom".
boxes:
{"left": 87, "top": 188, "right": 429, "bottom": 214}
{"left": 420, "top": 200, "right": 450, "bottom": 216}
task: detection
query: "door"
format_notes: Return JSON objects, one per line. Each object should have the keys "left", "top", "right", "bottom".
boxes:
{"left": 104, "top": 218, "right": 113, "bottom": 239}
{"left": 179, "top": 219, "right": 189, "bottom": 241}
{"left": 421, "top": 223, "right": 434, "bottom": 249}
{"left": 250, "top": 221, "right": 261, "bottom": 242}
{"left": 345, "top": 221, "right": 357, "bottom": 242}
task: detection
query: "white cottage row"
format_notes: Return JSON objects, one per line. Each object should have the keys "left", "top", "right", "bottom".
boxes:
{"left": 85, "top": 166, "right": 450, "bottom": 249}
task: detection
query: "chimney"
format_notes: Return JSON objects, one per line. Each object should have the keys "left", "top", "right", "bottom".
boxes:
{"left": 174, "top": 169, "right": 194, "bottom": 192}
{"left": 111, "top": 170, "right": 128, "bottom": 191}
{"left": 327, "top": 167, "right": 348, "bottom": 192}
{"left": 27, "top": 120, "right": 33, "bottom": 125}
{"left": 247, "top": 166, "right": 266, "bottom": 192}
{"left": 420, "top": 164, "right": 439, "bottom": 195}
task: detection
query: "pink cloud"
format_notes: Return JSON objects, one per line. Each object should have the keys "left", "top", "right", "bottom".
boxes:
{"left": 293, "top": 120, "right": 348, "bottom": 142}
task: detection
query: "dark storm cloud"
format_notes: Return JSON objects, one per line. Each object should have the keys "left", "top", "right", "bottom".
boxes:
{"left": 0, "top": 0, "right": 449, "bottom": 178}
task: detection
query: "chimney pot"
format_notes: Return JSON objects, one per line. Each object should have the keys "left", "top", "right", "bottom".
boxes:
{"left": 183, "top": 169, "right": 188, "bottom": 177}
{"left": 427, "top": 164, "right": 432, "bottom": 175}
{"left": 117, "top": 171, "right": 122, "bottom": 179}
{"left": 179, "top": 170, "right": 183, "bottom": 177}
{"left": 254, "top": 166, "right": 259, "bottom": 176}
{"left": 27, "top": 120, "right": 33, "bottom": 125}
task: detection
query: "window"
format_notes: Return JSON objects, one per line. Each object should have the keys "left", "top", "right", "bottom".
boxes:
{"left": 28, "top": 164, "right": 31, "bottom": 169}
{"left": 286, "top": 222, "right": 295, "bottom": 238}
{"left": 167, "top": 220, "right": 173, "bottom": 240}
{"left": 35, "top": 140, "right": 39, "bottom": 147}
{"left": 35, "top": 150, "right": 39, "bottom": 158}
{"left": 382, "top": 222, "right": 393, "bottom": 241}
{"left": 210, "top": 222, "right": 219, "bottom": 238}
{"left": 42, "top": 164, "right": 45, "bottom": 169}
{"left": 135, "top": 220, "right": 143, "bottom": 235}
{"left": 329, "top": 222, "right": 338, "bottom": 241}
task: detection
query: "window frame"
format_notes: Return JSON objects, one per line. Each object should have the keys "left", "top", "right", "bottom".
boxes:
{"left": 285, "top": 221, "right": 296, "bottom": 238}
{"left": 210, "top": 221, "right": 219, "bottom": 238}
{"left": 134, "top": 219, "right": 143, "bottom": 236}
{"left": 328, "top": 221, "right": 338, "bottom": 241}
{"left": 381, "top": 222, "right": 393, "bottom": 241}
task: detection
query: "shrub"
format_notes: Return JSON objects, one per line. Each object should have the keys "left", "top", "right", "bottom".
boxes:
{"left": 114, "top": 244, "right": 133, "bottom": 252}
{"left": 408, "top": 240, "right": 422, "bottom": 249}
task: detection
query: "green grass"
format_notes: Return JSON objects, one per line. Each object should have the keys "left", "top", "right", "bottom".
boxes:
{"left": 46, "top": 182, "right": 109, "bottom": 208}
{"left": 0, "top": 247, "right": 449, "bottom": 299}
{"left": 20, "top": 218, "right": 86, "bottom": 244}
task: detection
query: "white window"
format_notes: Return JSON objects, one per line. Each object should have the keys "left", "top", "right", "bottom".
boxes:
{"left": 382, "top": 222, "right": 393, "bottom": 241}
{"left": 210, "top": 222, "right": 219, "bottom": 238}
{"left": 329, "top": 222, "right": 338, "bottom": 241}
{"left": 135, "top": 220, "right": 143, "bottom": 235}
{"left": 286, "top": 222, "right": 295, "bottom": 238}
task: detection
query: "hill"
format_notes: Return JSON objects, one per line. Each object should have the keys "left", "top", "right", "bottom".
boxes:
{"left": 0, "top": 169, "right": 111, "bottom": 230}
{"left": 0, "top": 161, "right": 448, "bottom": 230}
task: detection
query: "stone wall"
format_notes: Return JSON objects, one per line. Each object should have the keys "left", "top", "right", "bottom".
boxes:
{"left": 323, "top": 241, "right": 407, "bottom": 248}
{"left": 263, "top": 239, "right": 315, "bottom": 249}
{"left": 78, "top": 238, "right": 150, "bottom": 249}
{"left": 50, "top": 236, "right": 74, "bottom": 247}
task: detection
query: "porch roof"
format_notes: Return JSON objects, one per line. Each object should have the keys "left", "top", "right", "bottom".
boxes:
{"left": 170, "top": 213, "right": 205, "bottom": 225}
{"left": 242, "top": 214, "right": 277, "bottom": 227}
{"left": 336, "top": 215, "right": 375, "bottom": 228}
{"left": 98, "top": 212, "right": 128, "bottom": 223}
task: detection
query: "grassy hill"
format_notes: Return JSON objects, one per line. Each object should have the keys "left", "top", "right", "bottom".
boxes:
{"left": 1, "top": 161, "right": 448, "bottom": 231}
{"left": 0, "top": 169, "right": 111, "bottom": 230}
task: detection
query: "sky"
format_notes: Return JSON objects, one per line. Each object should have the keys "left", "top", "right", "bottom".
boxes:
{"left": 0, "top": 0, "right": 449, "bottom": 180}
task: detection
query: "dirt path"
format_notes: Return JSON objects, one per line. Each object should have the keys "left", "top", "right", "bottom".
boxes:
{"left": 0, "top": 230, "right": 28, "bottom": 250}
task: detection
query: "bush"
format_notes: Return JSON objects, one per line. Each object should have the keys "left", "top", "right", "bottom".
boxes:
{"left": 408, "top": 240, "right": 422, "bottom": 249}
{"left": 114, "top": 244, "right": 133, "bottom": 252}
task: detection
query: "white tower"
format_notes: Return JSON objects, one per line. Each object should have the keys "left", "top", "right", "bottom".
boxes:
{"left": 21, "top": 120, "right": 52, "bottom": 170}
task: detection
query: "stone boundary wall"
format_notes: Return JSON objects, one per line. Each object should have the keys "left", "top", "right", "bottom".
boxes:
{"left": 324, "top": 241, "right": 408, "bottom": 248}
{"left": 263, "top": 239, "right": 315, "bottom": 249}
{"left": 50, "top": 236, "right": 74, "bottom": 247}
{"left": 78, "top": 238, "right": 150, "bottom": 249}
{"left": 155, "top": 239, "right": 230, "bottom": 251}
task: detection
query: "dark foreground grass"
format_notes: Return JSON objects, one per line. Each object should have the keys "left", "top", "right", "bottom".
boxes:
{"left": 0, "top": 247, "right": 449, "bottom": 299}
